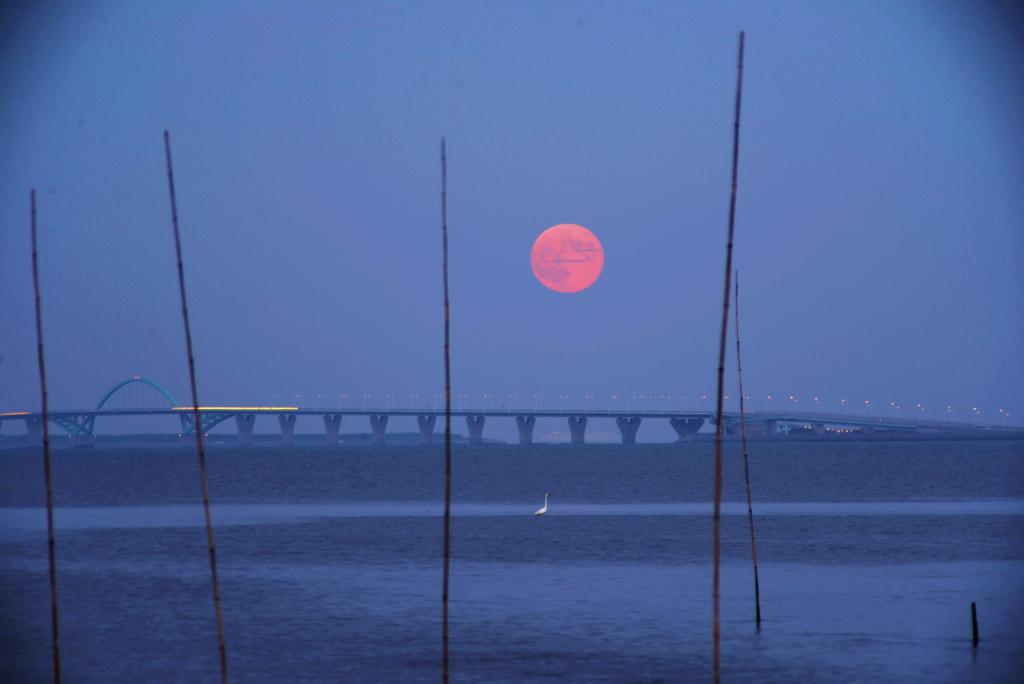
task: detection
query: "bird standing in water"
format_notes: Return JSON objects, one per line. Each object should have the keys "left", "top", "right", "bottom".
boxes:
{"left": 534, "top": 492, "right": 550, "bottom": 516}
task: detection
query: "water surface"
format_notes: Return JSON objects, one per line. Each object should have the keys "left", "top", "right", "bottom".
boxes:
{"left": 1, "top": 440, "right": 1021, "bottom": 681}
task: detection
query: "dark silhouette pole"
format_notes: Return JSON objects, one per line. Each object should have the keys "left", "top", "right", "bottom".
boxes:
{"left": 971, "top": 602, "right": 979, "bottom": 646}
{"left": 31, "top": 189, "right": 62, "bottom": 684}
{"left": 735, "top": 271, "right": 762, "bottom": 628}
{"left": 163, "top": 131, "right": 229, "bottom": 683}
{"left": 440, "top": 137, "right": 453, "bottom": 684}
{"left": 713, "top": 31, "right": 745, "bottom": 684}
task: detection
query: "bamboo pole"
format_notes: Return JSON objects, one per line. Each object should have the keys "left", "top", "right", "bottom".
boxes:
{"left": 971, "top": 602, "right": 979, "bottom": 646}
{"left": 713, "top": 31, "right": 745, "bottom": 684}
{"left": 439, "top": 138, "right": 453, "bottom": 684}
{"left": 31, "top": 189, "right": 63, "bottom": 684}
{"left": 734, "top": 271, "right": 762, "bottom": 628}
{"left": 163, "top": 131, "right": 229, "bottom": 683}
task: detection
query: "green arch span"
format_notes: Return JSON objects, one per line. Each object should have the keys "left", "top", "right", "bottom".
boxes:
{"left": 96, "top": 377, "right": 178, "bottom": 410}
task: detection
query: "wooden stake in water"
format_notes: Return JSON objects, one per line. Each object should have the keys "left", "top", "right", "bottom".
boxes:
{"left": 971, "top": 602, "right": 979, "bottom": 646}
{"left": 31, "top": 189, "right": 63, "bottom": 684}
{"left": 713, "top": 31, "right": 745, "bottom": 684}
{"left": 734, "top": 271, "right": 762, "bottom": 628}
{"left": 440, "top": 137, "right": 453, "bottom": 684}
{"left": 163, "top": 131, "right": 229, "bottom": 683}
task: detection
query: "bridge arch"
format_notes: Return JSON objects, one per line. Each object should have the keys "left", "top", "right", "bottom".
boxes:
{"left": 96, "top": 376, "right": 178, "bottom": 410}
{"left": 44, "top": 377, "right": 181, "bottom": 440}
{"left": 90, "top": 377, "right": 233, "bottom": 437}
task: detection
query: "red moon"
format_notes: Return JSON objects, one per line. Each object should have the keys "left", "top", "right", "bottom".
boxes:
{"left": 530, "top": 224, "right": 605, "bottom": 293}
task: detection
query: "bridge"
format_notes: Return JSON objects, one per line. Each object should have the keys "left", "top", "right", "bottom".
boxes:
{"left": 2, "top": 377, "right": 1021, "bottom": 447}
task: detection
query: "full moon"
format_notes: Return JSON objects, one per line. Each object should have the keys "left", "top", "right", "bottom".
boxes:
{"left": 530, "top": 224, "right": 605, "bottom": 293}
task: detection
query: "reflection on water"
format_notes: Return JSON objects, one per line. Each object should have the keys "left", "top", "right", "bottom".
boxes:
{"left": 2, "top": 499, "right": 1024, "bottom": 533}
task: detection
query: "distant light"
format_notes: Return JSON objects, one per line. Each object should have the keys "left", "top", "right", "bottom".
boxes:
{"left": 172, "top": 406, "right": 300, "bottom": 411}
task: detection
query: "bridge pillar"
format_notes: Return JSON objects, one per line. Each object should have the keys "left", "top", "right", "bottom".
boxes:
{"left": 567, "top": 416, "right": 587, "bottom": 444}
{"left": 324, "top": 414, "right": 342, "bottom": 445}
{"left": 25, "top": 417, "right": 43, "bottom": 445}
{"left": 178, "top": 412, "right": 192, "bottom": 436}
{"left": 616, "top": 417, "right": 642, "bottom": 444}
{"left": 235, "top": 414, "right": 256, "bottom": 447}
{"left": 466, "top": 415, "right": 485, "bottom": 445}
{"left": 814, "top": 423, "right": 826, "bottom": 435}
{"left": 669, "top": 417, "right": 704, "bottom": 441}
{"left": 762, "top": 419, "right": 778, "bottom": 436}
{"left": 417, "top": 415, "right": 436, "bottom": 445}
{"left": 516, "top": 416, "right": 535, "bottom": 444}
{"left": 278, "top": 413, "right": 297, "bottom": 447}
{"left": 370, "top": 414, "right": 388, "bottom": 445}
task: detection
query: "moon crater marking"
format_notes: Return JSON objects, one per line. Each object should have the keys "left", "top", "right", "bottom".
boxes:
{"left": 530, "top": 224, "right": 605, "bottom": 293}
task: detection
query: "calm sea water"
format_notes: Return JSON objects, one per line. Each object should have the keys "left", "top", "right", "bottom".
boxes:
{"left": 1, "top": 440, "right": 1022, "bottom": 682}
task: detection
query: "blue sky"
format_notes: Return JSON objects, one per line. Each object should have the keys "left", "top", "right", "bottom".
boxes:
{"left": 1, "top": 0, "right": 1021, "bottom": 439}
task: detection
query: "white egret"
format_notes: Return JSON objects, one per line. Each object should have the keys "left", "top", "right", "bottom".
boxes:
{"left": 534, "top": 492, "right": 550, "bottom": 516}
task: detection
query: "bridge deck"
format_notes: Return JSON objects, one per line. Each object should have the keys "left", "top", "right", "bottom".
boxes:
{"left": 2, "top": 407, "right": 1018, "bottom": 433}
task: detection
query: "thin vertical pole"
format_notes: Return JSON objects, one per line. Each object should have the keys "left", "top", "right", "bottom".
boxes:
{"left": 31, "top": 189, "right": 62, "bottom": 684}
{"left": 440, "top": 138, "right": 453, "bottom": 684}
{"left": 713, "top": 31, "right": 745, "bottom": 684}
{"left": 734, "top": 271, "right": 762, "bottom": 628}
{"left": 163, "top": 131, "right": 228, "bottom": 683}
{"left": 971, "top": 602, "right": 979, "bottom": 646}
